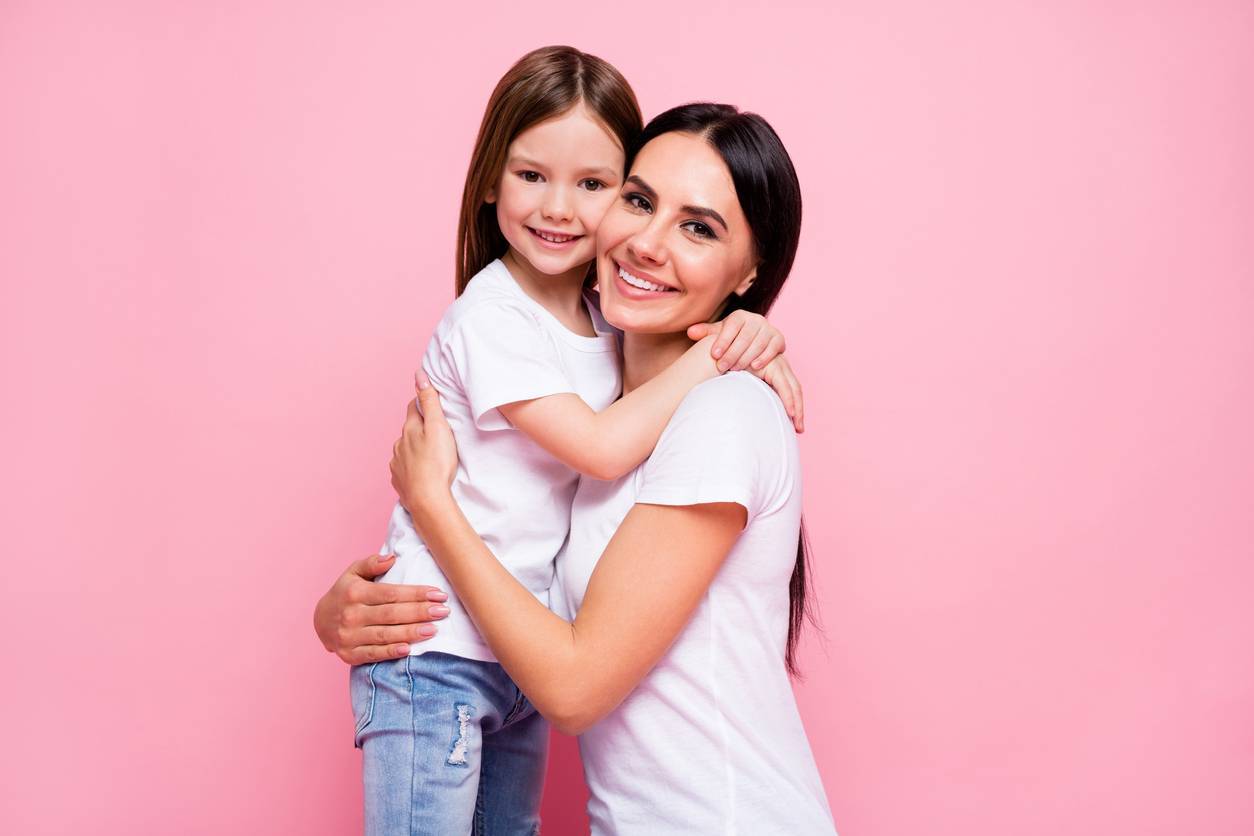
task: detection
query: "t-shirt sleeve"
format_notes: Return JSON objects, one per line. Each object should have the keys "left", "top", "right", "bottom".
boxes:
{"left": 636, "top": 376, "right": 789, "bottom": 521}
{"left": 446, "top": 301, "right": 577, "bottom": 431}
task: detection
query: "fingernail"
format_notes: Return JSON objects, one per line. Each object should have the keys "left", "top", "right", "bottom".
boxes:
{"left": 428, "top": 605, "right": 450, "bottom": 617}
{"left": 418, "top": 624, "right": 438, "bottom": 637}
{"left": 717, "top": 362, "right": 727, "bottom": 372}
{"left": 395, "top": 644, "right": 411, "bottom": 656}
{"left": 753, "top": 360, "right": 764, "bottom": 369}
{"left": 713, "top": 347, "right": 723, "bottom": 358}
{"left": 425, "top": 590, "right": 448, "bottom": 602}
{"left": 416, "top": 372, "right": 430, "bottom": 390}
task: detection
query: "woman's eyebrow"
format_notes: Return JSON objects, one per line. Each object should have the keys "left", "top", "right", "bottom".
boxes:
{"left": 681, "top": 204, "right": 728, "bottom": 233}
{"left": 624, "top": 175, "right": 657, "bottom": 199}
{"left": 625, "top": 175, "right": 728, "bottom": 232}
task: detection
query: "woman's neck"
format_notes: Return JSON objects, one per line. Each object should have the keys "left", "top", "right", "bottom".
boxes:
{"left": 501, "top": 249, "right": 595, "bottom": 336}
{"left": 621, "top": 330, "right": 694, "bottom": 395}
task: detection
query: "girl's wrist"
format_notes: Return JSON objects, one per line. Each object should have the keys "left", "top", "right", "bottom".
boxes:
{"left": 683, "top": 335, "right": 721, "bottom": 379}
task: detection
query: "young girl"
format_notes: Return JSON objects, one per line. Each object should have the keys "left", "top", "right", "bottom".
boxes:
{"left": 351, "top": 47, "right": 801, "bottom": 834}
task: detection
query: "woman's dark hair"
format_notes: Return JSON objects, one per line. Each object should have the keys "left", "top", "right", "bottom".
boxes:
{"left": 634, "top": 103, "right": 815, "bottom": 677}
{"left": 455, "top": 46, "right": 643, "bottom": 295}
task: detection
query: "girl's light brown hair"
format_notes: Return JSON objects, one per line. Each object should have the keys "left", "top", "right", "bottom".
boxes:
{"left": 455, "top": 46, "right": 643, "bottom": 296}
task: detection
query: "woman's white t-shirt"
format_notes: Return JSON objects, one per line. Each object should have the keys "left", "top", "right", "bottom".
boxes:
{"left": 554, "top": 373, "right": 837, "bottom": 835}
{"left": 379, "top": 259, "right": 621, "bottom": 662}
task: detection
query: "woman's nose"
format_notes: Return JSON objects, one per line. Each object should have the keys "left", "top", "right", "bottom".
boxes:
{"left": 627, "top": 220, "right": 667, "bottom": 264}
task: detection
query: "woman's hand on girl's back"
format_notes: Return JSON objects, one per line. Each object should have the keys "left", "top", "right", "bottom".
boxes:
{"left": 390, "top": 372, "right": 459, "bottom": 515}
{"left": 313, "top": 553, "right": 450, "bottom": 665}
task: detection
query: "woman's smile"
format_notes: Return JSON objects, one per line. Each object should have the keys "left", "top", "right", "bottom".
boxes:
{"left": 613, "top": 260, "right": 679, "bottom": 296}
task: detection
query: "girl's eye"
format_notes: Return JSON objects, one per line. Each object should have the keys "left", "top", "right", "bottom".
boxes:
{"left": 624, "top": 192, "right": 652, "bottom": 212}
{"left": 580, "top": 179, "right": 606, "bottom": 192}
{"left": 681, "top": 221, "right": 717, "bottom": 240}
{"left": 519, "top": 171, "right": 543, "bottom": 183}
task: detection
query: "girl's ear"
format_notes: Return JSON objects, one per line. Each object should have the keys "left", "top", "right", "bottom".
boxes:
{"left": 732, "top": 266, "right": 758, "bottom": 297}
{"left": 484, "top": 187, "right": 497, "bottom": 204}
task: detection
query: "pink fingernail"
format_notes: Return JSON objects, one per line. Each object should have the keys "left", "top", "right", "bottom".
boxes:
{"left": 395, "top": 644, "right": 410, "bottom": 656}
{"left": 418, "top": 624, "right": 438, "bottom": 637}
{"left": 426, "top": 590, "right": 448, "bottom": 602}
{"left": 429, "top": 605, "right": 450, "bottom": 617}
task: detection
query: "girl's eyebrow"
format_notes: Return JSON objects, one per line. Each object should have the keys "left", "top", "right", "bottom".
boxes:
{"left": 626, "top": 175, "right": 728, "bottom": 232}
{"left": 508, "top": 156, "right": 547, "bottom": 169}
{"left": 579, "top": 165, "right": 620, "bottom": 179}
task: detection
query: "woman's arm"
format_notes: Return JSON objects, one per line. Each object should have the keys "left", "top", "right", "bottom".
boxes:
{"left": 393, "top": 379, "right": 745, "bottom": 735}
{"left": 501, "top": 311, "right": 790, "bottom": 481}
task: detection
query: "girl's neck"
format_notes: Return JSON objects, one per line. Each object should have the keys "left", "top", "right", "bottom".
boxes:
{"left": 621, "top": 330, "right": 694, "bottom": 395}
{"left": 501, "top": 249, "right": 595, "bottom": 337}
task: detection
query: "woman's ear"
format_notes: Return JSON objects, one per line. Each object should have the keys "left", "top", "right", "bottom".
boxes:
{"left": 732, "top": 266, "right": 758, "bottom": 297}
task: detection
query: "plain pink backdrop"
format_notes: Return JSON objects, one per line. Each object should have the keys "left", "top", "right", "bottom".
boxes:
{"left": 2, "top": 1, "right": 1252, "bottom": 834}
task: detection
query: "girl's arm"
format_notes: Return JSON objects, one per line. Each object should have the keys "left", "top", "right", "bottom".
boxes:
{"left": 393, "top": 380, "right": 745, "bottom": 735}
{"left": 500, "top": 310, "right": 794, "bottom": 481}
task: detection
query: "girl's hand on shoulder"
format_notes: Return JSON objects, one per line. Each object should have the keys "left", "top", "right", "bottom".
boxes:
{"left": 751, "top": 355, "right": 805, "bottom": 433}
{"left": 313, "top": 553, "right": 450, "bottom": 665}
{"left": 686, "top": 310, "right": 785, "bottom": 374}
{"left": 390, "top": 373, "right": 459, "bottom": 514}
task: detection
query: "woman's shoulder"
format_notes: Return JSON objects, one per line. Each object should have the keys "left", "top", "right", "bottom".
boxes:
{"left": 674, "top": 372, "right": 792, "bottom": 436}
{"left": 640, "top": 372, "right": 797, "bottom": 519}
{"left": 653, "top": 372, "right": 796, "bottom": 469}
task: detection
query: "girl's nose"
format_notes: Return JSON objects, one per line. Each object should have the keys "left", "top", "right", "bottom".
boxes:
{"left": 541, "top": 186, "right": 574, "bottom": 223}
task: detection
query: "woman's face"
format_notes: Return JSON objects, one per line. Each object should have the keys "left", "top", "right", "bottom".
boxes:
{"left": 595, "top": 131, "right": 758, "bottom": 334}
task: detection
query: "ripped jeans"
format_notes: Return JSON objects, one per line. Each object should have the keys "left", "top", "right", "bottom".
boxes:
{"left": 350, "top": 653, "right": 548, "bottom": 835}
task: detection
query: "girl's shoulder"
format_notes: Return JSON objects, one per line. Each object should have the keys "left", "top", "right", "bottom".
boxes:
{"left": 437, "top": 261, "right": 543, "bottom": 336}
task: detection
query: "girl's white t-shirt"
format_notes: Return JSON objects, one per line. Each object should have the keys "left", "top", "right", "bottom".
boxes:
{"left": 379, "top": 259, "right": 621, "bottom": 662}
{"left": 554, "top": 373, "right": 837, "bottom": 835}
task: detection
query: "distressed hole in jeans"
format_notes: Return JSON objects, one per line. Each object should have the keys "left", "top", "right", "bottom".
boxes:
{"left": 446, "top": 703, "right": 473, "bottom": 767}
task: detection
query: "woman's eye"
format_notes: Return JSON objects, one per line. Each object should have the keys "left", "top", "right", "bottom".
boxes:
{"left": 519, "top": 171, "right": 543, "bottom": 183}
{"left": 682, "top": 221, "right": 716, "bottom": 239}
{"left": 580, "top": 179, "right": 605, "bottom": 192}
{"left": 624, "top": 193, "right": 652, "bottom": 212}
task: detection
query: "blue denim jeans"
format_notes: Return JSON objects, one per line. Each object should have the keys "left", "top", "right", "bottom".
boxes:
{"left": 350, "top": 653, "right": 548, "bottom": 835}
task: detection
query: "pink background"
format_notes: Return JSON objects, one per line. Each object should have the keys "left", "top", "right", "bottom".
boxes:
{"left": 3, "top": 1, "right": 1252, "bottom": 833}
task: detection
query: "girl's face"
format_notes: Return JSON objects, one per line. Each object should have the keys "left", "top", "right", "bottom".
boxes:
{"left": 487, "top": 103, "right": 626, "bottom": 278}
{"left": 595, "top": 131, "right": 758, "bottom": 334}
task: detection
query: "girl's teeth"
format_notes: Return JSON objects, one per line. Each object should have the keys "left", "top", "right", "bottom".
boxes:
{"left": 618, "top": 267, "right": 671, "bottom": 293}
{"left": 535, "top": 229, "right": 576, "bottom": 243}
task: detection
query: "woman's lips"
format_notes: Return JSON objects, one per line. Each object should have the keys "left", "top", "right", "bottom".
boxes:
{"left": 527, "top": 226, "right": 583, "bottom": 250}
{"left": 612, "top": 260, "right": 678, "bottom": 299}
